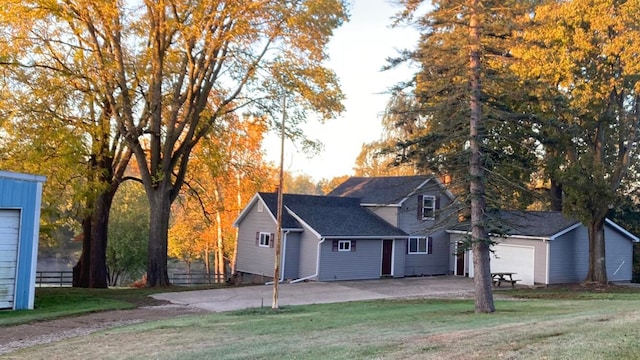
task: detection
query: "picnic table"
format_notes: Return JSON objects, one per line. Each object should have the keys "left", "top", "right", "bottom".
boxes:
{"left": 491, "top": 272, "right": 520, "bottom": 288}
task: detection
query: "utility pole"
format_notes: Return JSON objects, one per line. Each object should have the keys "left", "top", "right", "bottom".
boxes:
{"left": 272, "top": 97, "right": 286, "bottom": 310}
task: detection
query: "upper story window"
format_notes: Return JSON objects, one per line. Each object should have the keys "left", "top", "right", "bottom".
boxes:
{"left": 257, "top": 202, "right": 264, "bottom": 212}
{"left": 257, "top": 232, "right": 273, "bottom": 248}
{"left": 420, "top": 195, "right": 437, "bottom": 220}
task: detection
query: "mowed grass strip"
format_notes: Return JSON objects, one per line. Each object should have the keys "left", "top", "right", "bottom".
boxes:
{"left": 7, "top": 294, "right": 640, "bottom": 360}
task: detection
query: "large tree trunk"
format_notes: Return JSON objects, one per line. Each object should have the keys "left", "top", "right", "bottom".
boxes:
{"left": 73, "top": 190, "right": 115, "bottom": 288}
{"left": 73, "top": 217, "right": 92, "bottom": 287}
{"left": 585, "top": 217, "right": 608, "bottom": 283}
{"left": 146, "top": 189, "right": 171, "bottom": 287}
{"left": 469, "top": 0, "right": 495, "bottom": 313}
{"left": 549, "top": 178, "right": 563, "bottom": 212}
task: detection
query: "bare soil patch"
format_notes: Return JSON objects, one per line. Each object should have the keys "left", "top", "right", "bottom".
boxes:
{"left": 0, "top": 298, "right": 205, "bottom": 355}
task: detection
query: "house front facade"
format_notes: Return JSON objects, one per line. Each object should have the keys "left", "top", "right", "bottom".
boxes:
{"left": 234, "top": 175, "right": 639, "bottom": 285}
{"left": 235, "top": 175, "right": 457, "bottom": 283}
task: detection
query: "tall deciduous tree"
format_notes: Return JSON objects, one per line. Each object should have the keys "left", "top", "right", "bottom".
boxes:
{"left": 3, "top": 0, "right": 347, "bottom": 286}
{"left": 513, "top": 0, "right": 640, "bottom": 283}
{"left": 0, "top": 1, "right": 132, "bottom": 288}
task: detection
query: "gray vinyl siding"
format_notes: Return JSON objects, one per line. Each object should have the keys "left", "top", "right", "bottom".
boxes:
{"left": 398, "top": 184, "right": 454, "bottom": 236}
{"left": 297, "top": 229, "right": 320, "bottom": 279}
{"left": 283, "top": 232, "right": 300, "bottom": 280}
{"left": 404, "top": 229, "right": 450, "bottom": 276}
{"left": 318, "top": 239, "right": 383, "bottom": 281}
{"left": 548, "top": 224, "right": 634, "bottom": 283}
{"left": 548, "top": 227, "right": 589, "bottom": 283}
{"left": 235, "top": 200, "right": 276, "bottom": 278}
{"left": 393, "top": 239, "right": 406, "bottom": 277}
{"left": 604, "top": 226, "right": 634, "bottom": 281}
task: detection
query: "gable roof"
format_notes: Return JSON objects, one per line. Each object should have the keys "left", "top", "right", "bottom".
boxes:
{"left": 258, "top": 192, "right": 408, "bottom": 238}
{"left": 488, "top": 211, "right": 579, "bottom": 238}
{"left": 448, "top": 210, "right": 639, "bottom": 242}
{"left": 327, "top": 175, "right": 445, "bottom": 205}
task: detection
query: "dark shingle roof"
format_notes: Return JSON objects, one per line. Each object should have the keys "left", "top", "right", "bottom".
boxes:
{"left": 258, "top": 192, "right": 407, "bottom": 237}
{"left": 451, "top": 210, "right": 579, "bottom": 238}
{"left": 327, "top": 175, "right": 433, "bottom": 205}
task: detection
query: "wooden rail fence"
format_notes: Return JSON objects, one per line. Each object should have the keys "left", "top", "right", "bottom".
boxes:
{"left": 170, "top": 272, "right": 226, "bottom": 286}
{"left": 36, "top": 271, "right": 73, "bottom": 287}
{"left": 34, "top": 271, "right": 225, "bottom": 287}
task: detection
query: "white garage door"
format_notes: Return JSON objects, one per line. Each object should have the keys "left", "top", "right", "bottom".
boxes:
{"left": 491, "top": 244, "right": 535, "bottom": 286}
{"left": 0, "top": 210, "right": 20, "bottom": 309}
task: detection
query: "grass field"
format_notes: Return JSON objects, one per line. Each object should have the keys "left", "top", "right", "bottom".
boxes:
{"left": 4, "top": 286, "right": 640, "bottom": 359}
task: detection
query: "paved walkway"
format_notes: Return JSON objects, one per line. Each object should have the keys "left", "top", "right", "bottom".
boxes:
{"left": 152, "top": 276, "right": 476, "bottom": 312}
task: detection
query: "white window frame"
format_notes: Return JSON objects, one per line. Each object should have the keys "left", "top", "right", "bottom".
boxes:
{"left": 422, "top": 195, "right": 436, "bottom": 220}
{"left": 257, "top": 202, "right": 264, "bottom": 212}
{"left": 258, "top": 232, "right": 271, "bottom": 248}
{"left": 338, "top": 240, "right": 351, "bottom": 252}
{"left": 408, "top": 237, "right": 428, "bottom": 254}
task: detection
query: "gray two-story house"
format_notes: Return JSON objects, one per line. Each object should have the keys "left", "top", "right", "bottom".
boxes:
{"left": 234, "top": 175, "right": 455, "bottom": 282}
{"left": 234, "top": 175, "right": 638, "bottom": 285}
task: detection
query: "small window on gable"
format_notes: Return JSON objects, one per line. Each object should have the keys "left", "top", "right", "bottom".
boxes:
{"left": 408, "top": 237, "right": 433, "bottom": 254}
{"left": 257, "top": 232, "right": 272, "bottom": 247}
{"left": 257, "top": 202, "right": 264, "bottom": 212}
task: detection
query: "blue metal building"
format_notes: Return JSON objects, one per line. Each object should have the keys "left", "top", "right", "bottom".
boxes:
{"left": 0, "top": 170, "right": 46, "bottom": 310}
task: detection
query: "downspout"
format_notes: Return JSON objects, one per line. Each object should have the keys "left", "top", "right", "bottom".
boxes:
{"left": 291, "top": 237, "right": 325, "bottom": 283}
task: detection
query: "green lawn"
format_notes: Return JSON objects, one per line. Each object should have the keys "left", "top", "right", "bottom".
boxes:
{"left": 4, "top": 286, "right": 640, "bottom": 360}
{"left": 0, "top": 286, "right": 196, "bottom": 326}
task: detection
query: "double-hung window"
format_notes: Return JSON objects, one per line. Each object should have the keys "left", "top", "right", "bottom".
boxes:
{"left": 421, "top": 195, "right": 436, "bottom": 220}
{"left": 257, "top": 232, "right": 273, "bottom": 248}
{"left": 408, "top": 237, "right": 433, "bottom": 254}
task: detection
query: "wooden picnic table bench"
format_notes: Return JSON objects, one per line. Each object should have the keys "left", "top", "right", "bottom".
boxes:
{"left": 491, "top": 272, "right": 520, "bottom": 288}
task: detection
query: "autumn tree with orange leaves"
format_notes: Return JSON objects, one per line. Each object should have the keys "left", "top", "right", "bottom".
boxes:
{"left": 1, "top": 0, "right": 348, "bottom": 286}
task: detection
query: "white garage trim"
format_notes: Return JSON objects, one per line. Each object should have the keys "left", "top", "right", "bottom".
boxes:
{"left": 0, "top": 209, "right": 20, "bottom": 309}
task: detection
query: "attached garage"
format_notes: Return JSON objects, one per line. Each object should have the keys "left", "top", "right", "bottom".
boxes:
{"left": 490, "top": 244, "right": 535, "bottom": 286}
{"left": 450, "top": 211, "right": 639, "bottom": 286}
{"left": 0, "top": 171, "right": 46, "bottom": 310}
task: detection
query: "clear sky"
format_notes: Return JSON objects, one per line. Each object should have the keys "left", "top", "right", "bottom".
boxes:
{"left": 263, "top": 0, "right": 419, "bottom": 181}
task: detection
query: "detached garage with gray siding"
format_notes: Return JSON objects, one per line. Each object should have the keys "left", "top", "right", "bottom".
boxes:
{"left": 0, "top": 170, "right": 46, "bottom": 310}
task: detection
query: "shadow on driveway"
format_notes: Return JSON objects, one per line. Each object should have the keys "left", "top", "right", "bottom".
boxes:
{"left": 152, "top": 276, "right": 475, "bottom": 313}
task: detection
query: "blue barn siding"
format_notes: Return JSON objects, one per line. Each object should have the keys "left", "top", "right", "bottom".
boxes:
{"left": 318, "top": 239, "right": 382, "bottom": 281}
{"left": 0, "top": 172, "right": 45, "bottom": 310}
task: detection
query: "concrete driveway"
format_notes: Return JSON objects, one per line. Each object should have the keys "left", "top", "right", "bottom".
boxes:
{"left": 152, "top": 276, "right": 475, "bottom": 312}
